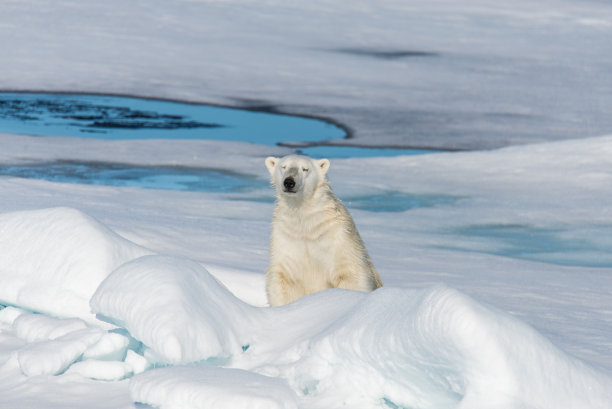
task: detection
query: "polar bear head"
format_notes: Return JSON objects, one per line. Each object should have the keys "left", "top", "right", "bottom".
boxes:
{"left": 265, "top": 155, "right": 330, "bottom": 199}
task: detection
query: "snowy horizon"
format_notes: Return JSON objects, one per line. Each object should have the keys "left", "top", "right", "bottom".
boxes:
{"left": 1, "top": 1, "right": 612, "bottom": 408}
{"left": 3, "top": 0, "right": 612, "bottom": 150}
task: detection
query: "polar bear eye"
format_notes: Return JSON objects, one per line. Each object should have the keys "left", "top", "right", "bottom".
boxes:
{"left": 302, "top": 167, "right": 309, "bottom": 172}
{"left": 281, "top": 165, "right": 287, "bottom": 170}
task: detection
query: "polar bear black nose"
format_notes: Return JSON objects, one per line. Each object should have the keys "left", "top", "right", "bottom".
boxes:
{"left": 283, "top": 177, "right": 296, "bottom": 190}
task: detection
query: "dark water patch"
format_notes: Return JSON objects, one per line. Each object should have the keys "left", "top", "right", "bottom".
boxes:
{"left": 0, "top": 162, "right": 269, "bottom": 193}
{"left": 227, "top": 97, "right": 283, "bottom": 114}
{"left": 0, "top": 97, "right": 221, "bottom": 130}
{"left": 333, "top": 48, "right": 438, "bottom": 60}
{"left": 0, "top": 93, "right": 345, "bottom": 145}
{"left": 0, "top": 92, "right": 445, "bottom": 158}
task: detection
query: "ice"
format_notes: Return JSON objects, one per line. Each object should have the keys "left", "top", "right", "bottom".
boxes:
{"left": 103, "top": 266, "right": 612, "bottom": 409}
{"left": 13, "top": 314, "right": 88, "bottom": 343}
{"left": 262, "top": 286, "right": 612, "bottom": 409}
{"left": 0, "top": 368, "right": 133, "bottom": 409}
{"left": 90, "top": 255, "right": 258, "bottom": 364}
{"left": 82, "top": 332, "right": 130, "bottom": 361}
{"left": 17, "top": 327, "right": 104, "bottom": 376}
{"left": 93, "top": 236, "right": 612, "bottom": 408}
{"left": 3, "top": 0, "right": 612, "bottom": 149}
{"left": 0, "top": 134, "right": 610, "bottom": 407}
{"left": 0, "top": 135, "right": 610, "bottom": 407}
{"left": 1, "top": 0, "right": 612, "bottom": 407}
{"left": 65, "top": 359, "right": 133, "bottom": 381}
{"left": 131, "top": 366, "right": 299, "bottom": 409}
{"left": 124, "top": 350, "right": 151, "bottom": 376}
{"left": 0, "top": 207, "right": 152, "bottom": 324}
{"left": 0, "top": 306, "right": 26, "bottom": 326}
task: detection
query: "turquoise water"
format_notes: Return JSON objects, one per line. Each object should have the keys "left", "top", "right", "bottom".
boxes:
{"left": 0, "top": 162, "right": 459, "bottom": 212}
{"left": 0, "top": 92, "right": 434, "bottom": 158}
{"left": 344, "top": 191, "right": 460, "bottom": 212}
{"left": 0, "top": 162, "right": 269, "bottom": 193}
{"left": 241, "top": 191, "right": 460, "bottom": 213}
{"left": 439, "top": 224, "right": 612, "bottom": 268}
{"left": 300, "top": 145, "right": 435, "bottom": 159}
{"left": 0, "top": 93, "right": 606, "bottom": 267}
{"left": 0, "top": 92, "right": 345, "bottom": 145}
{"left": 0, "top": 92, "right": 436, "bottom": 190}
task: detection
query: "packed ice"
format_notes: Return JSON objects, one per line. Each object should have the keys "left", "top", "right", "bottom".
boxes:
{"left": 1, "top": 201, "right": 612, "bottom": 408}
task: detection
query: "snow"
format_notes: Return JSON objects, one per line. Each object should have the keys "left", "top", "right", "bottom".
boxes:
{"left": 3, "top": 210, "right": 612, "bottom": 407}
{"left": 91, "top": 255, "right": 256, "bottom": 364}
{"left": 1, "top": 0, "right": 612, "bottom": 408}
{"left": 0, "top": 207, "right": 152, "bottom": 324}
{"left": 65, "top": 359, "right": 134, "bottom": 382}
{"left": 17, "top": 327, "right": 104, "bottom": 377}
{"left": 3, "top": 0, "right": 612, "bottom": 150}
{"left": 2, "top": 142, "right": 612, "bottom": 409}
{"left": 82, "top": 332, "right": 131, "bottom": 362}
{"left": 130, "top": 366, "right": 299, "bottom": 409}
{"left": 13, "top": 314, "right": 88, "bottom": 343}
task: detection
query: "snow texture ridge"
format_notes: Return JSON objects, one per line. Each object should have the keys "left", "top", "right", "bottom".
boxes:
{"left": 0, "top": 205, "right": 611, "bottom": 408}
{"left": 1, "top": 0, "right": 612, "bottom": 406}
{"left": 0, "top": 207, "right": 152, "bottom": 323}
{"left": 268, "top": 286, "right": 612, "bottom": 409}
{"left": 131, "top": 366, "right": 299, "bottom": 409}
{"left": 91, "top": 255, "right": 258, "bottom": 364}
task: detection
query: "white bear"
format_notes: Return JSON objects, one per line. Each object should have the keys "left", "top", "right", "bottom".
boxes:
{"left": 264, "top": 154, "right": 382, "bottom": 306}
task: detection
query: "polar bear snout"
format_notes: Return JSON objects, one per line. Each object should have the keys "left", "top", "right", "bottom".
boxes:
{"left": 283, "top": 176, "right": 296, "bottom": 192}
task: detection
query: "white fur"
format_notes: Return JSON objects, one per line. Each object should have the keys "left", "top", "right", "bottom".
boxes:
{"left": 264, "top": 155, "right": 382, "bottom": 306}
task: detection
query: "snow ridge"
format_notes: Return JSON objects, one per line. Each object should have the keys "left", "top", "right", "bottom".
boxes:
{"left": 0, "top": 207, "right": 151, "bottom": 324}
{"left": 1, "top": 207, "right": 611, "bottom": 408}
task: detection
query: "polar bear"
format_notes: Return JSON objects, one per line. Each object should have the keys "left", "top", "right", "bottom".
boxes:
{"left": 264, "top": 154, "right": 382, "bottom": 306}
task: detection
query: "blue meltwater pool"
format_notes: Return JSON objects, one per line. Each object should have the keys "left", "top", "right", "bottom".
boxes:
{"left": 0, "top": 92, "right": 436, "bottom": 192}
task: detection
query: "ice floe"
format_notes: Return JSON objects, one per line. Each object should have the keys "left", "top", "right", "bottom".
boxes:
{"left": 2, "top": 208, "right": 610, "bottom": 408}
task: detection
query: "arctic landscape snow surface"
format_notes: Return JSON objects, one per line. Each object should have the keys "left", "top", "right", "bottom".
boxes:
{"left": 1, "top": 1, "right": 612, "bottom": 408}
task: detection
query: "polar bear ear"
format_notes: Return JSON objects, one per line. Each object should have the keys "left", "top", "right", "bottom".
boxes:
{"left": 317, "top": 158, "right": 330, "bottom": 175}
{"left": 265, "top": 157, "right": 278, "bottom": 174}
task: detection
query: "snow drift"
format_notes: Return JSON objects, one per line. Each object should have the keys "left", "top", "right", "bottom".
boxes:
{"left": 2, "top": 0, "right": 612, "bottom": 407}
{"left": 0, "top": 206, "right": 611, "bottom": 407}
{"left": 130, "top": 366, "right": 299, "bottom": 409}
{"left": 91, "top": 255, "right": 257, "bottom": 364}
{"left": 0, "top": 207, "right": 151, "bottom": 324}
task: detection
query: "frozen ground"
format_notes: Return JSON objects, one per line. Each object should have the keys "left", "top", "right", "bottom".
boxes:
{"left": 1, "top": 134, "right": 612, "bottom": 409}
{"left": 2, "top": 0, "right": 612, "bottom": 149}
{"left": 1, "top": 0, "right": 612, "bottom": 408}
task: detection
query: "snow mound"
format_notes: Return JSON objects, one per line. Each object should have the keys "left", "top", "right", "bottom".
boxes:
{"left": 0, "top": 207, "right": 151, "bottom": 323}
{"left": 13, "top": 314, "right": 88, "bottom": 343}
{"left": 1, "top": 207, "right": 610, "bottom": 408}
{"left": 131, "top": 366, "right": 298, "bottom": 409}
{"left": 82, "top": 332, "right": 130, "bottom": 361}
{"left": 17, "top": 327, "right": 104, "bottom": 376}
{"left": 85, "top": 248, "right": 612, "bottom": 408}
{"left": 65, "top": 359, "right": 134, "bottom": 381}
{"left": 90, "top": 255, "right": 258, "bottom": 364}
{"left": 112, "top": 278, "right": 612, "bottom": 409}
{"left": 246, "top": 286, "right": 612, "bottom": 409}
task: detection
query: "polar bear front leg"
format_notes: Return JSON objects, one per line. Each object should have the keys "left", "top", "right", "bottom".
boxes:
{"left": 333, "top": 269, "right": 377, "bottom": 292}
{"left": 265, "top": 269, "right": 303, "bottom": 306}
